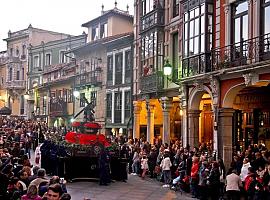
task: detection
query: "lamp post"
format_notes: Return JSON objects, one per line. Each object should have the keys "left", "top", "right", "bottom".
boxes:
{"left": 163, "top": 59, "right": 173, "bottom": 76}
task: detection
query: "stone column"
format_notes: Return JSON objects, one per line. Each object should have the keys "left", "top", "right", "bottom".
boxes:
{"left": 146, "top": 101, "right": 155, "bottom": 144}
{"left": 161, "top": 97, "right": 172, "bottom": 145}
{"left": 179, "top": 84, "right": 188, "bottom": 147}
{"left": 133, "top": 101, "right": 141, "bottom": 140}
{"left": 188, "top": 110, "right": 201, "bottom": 149}
{"left": 218, "top": 108, "right": 234, "bottom": 169}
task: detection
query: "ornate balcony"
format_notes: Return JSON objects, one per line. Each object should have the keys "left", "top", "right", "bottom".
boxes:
{"left": 140, "top": 72, "right": 164, "bottom": 94}
{"left": 182, "top": 33, "right": 270, "bottom": 78}
{"left": 75, "top": 70, "right": 102, "bottom": 87}
{"left": 140, "top": 8, "right": 164, "bottom": 33}
{"left": 212, "top": 33, "right": 270, "bottom": 71}
{"left": 4, "top": 80, "right": 26, "bottom": 89}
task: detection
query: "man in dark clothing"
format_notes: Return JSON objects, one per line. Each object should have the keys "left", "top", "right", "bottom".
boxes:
{"left": 252, "top": 152, "right": 266, "bottom": 171}
{"left": 99, "top": 149, "right": 110, "bottom": 185}
{"left": 0, "top": 171, "right": 9, "bottom": 199}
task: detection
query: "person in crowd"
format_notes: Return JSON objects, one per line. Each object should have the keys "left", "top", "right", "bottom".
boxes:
{"left": 131, "top": 148, "right": 140, "bottom": 175}
{"left": 240, "top": 158, "right": 251, "bottom": 183}
{"left": 141, "top": 154, "right": 148, "bottom": 180}
{"left": 43, "top": 184, "right": 63, "bottom": 200}
{"left": 29, "top": 168, "right": 48, "bottom": 189}
{"left": 208, "top": 161, "right": 221, "bottom": 200}
{"left": 190, "top": 156, "right": 199, "bottom": 198}
{"left": 160, "top": 149, "right": 172, "bottom": 188}
{"left": 59, "top": 193, "right": 71, "bottom": 200}
{"left": 7, "top": 176, "right": 22, "bottom": 200}
{"left": 225, "top": 168, "right": 242, "bottom": 200}
{"left": 21, "top": 184, "right": 42, "bottom": 200}
{"left": 198, "top": 161, "right": 209, "bottom": 200}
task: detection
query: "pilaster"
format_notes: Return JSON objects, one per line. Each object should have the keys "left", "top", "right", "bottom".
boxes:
{"left": 188, "top": 110, "right": 201, "bottom": 149}
{"left": 146, "top": 100, "right": 155, "bottom": 144}
{"left": 161, "top": 96, "right": 172, "bottom": 145}
{"left": 133, "top": 101, "right": 142, "bottom": 139}
{"left": 218, "top": 107, "right": 235, "bottom": 169}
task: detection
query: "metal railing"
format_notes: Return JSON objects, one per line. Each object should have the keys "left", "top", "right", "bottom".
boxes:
{"left": 140, "top": 72, "right": 164, "bottom": 94}
{"left": 4, "top": 80, "right": 26, "bottom": 89}
{"left": 212, "top": 33, "right": 270, "bottom": 71}
{"left": 140, "top": 8, "right": 165, "bottom": 32}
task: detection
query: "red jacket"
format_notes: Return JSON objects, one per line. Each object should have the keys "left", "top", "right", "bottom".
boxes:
{"left": 191, "top": 162, "right": 199, "bottom": 179}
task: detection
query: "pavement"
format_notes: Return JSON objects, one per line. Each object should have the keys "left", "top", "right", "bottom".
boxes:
{"left": 66, "top": 175, "right": 194, "bottom": 200}
{"left": 29, "top": 150, "right": 193, "bottom": 200}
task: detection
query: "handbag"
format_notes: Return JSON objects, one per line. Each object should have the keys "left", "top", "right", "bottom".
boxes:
{"left": 154, "top": 165, "right": 161, "bottom": 174}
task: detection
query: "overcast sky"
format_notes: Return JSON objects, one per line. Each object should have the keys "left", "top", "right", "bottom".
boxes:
{"left": 0, "top": 0, "right": 134, "bottom": 51}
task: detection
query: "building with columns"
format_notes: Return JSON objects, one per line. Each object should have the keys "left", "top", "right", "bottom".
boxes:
{"left": 133, "top": 0, "right": 182, "bottom": 144}
{"left": 134, "top": 0, "right": 270, "bottom": 167}
{"left": 71, "top": 3, "right": 134, "bottom": 134}
{"left": 178, "top": 0, "right": 270, "bottom": 167}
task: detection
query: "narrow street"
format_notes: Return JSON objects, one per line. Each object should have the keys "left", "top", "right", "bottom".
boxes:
{"left": 66, "top": 175, "right": 193, "bottom": 200}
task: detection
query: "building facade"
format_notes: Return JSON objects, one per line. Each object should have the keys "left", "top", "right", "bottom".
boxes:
{"left": 104, "top": 34, "right": 133, "bottom": 137}
{"left": 133, "top": 0, "right": 270, "bottom": 167}
{"left": 133, "top": 0, "right": 182, "bottom": 144}
{"left": 27, "top": 34, "right": 87, "bottom": 126}
{"left": 2, "top": 25, "right": 70, "bottom": 117}
{"left": 72, "top": 5, "right": 133, "bottom": 134}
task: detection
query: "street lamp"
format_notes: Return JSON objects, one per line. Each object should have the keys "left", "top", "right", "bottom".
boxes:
{"left": 163, "top": 59, "right": 173, "bottom": 76}
{"left": 73, "top": 90, "right": 80, "bottom": 98}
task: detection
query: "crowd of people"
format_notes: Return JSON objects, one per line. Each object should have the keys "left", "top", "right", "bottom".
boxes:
{"left": 0, "top": 118, "right": 71, "bottom": 200}
{"left": 1, "top": 116, "right": 270, "bottom": 200}
{"left": 125, "top": 137, "right": 270, "bottom": 200}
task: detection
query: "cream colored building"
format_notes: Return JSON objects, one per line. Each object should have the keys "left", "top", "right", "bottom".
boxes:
{"left": 3, "top": 24, "right": 70, "bottom": 117}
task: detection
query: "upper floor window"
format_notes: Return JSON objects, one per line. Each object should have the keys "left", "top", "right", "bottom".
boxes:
{"left": 173, "top": 0, "right": 180, "bottom": 18}
{"left": 107, "top": 56, "right": 113, "bottom": 84}
{"left": 90, "top": 91, "right": 97, "bottom": 107}
{"left": 16, "top": 71, "right": 20, "bottom": 80}
{"left": 45, "top": 53, "right": 51, "bottom": 66}
{"left": 59, "top": 51, "right": 66, "bottom": 63}
{"left": 262, "top": 0, "right": 270, "bottom": 35}
{"left": 33, "top": 55, "right": 39, "bottom": 68}
{"left": 80, "top": 93, "right": 85, "bottom": 107}
{"left": 100, "top": 23, "right": 108, "bottom": 38}
{"left": 22, "top": 45, "right": 26, "bottom": 56}
{"left": 141, "top": 31, "right": 157, "bottom": 76}
{"left": 9, "top": 48, "right": 13, "bottom": 57}
{"left": 16, "top": 49, "right": 19, "bottom": 57}
{"left": 183, "top": 3, "right": 213, "bottom": 57}
{"left": 142, "top": 0, "right": 154, "bottom": 15}
{"left": 106, "top": 93, "right": 112, "bottom": 118}
{"left": 115, "top": 53, "right": 123, "bottom": 84}
{"left": 232, "top": 1, "right": 248, "bottom": 44}
{"left": 125, "top": 51, "right": 132, "bottom": 83}
{"left": 92, "top": 26, "right": 99, "bottom": 41}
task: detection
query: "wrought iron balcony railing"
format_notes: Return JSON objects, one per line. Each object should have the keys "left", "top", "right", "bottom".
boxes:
{"left": 182, "top": 33, "right": 270, "bottom": 78}
{"left": 140, "top": 8, "right": 165, "bottom": 33}
{"left": 140, "top": 72, "right": 164, "bottom": 94}
{"left": 75, "top": 70, "right": 102, "bottom": 87}
{"left": 212, "top": 33, "right": 270, "bottom": 71}
{"left": 4, "top": 80, "right": 26, "bottom": 89}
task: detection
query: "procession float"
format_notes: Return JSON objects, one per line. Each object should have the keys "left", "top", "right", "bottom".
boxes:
{"left": 40, "top": 97, "right": 124, "bottom": 181}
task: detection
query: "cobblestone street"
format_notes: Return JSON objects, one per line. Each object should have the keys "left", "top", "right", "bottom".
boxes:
{"left": 67, "top": 175, "right": 193, "bottom": 200}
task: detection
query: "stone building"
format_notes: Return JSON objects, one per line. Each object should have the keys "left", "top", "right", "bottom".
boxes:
{"left": 2, "top": 25, "right": 70, "bottom": 117}
{"left": 27, "top": 34, "right": 87, "bottom": 125}
{"left": 71, "top": 4, "right": 133, "bottom": 134}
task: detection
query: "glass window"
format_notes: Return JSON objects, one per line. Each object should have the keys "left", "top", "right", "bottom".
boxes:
{"left": 80, "top": 93, "right": 85, "bottom": 107}
{"left": 142, "top": 0, "right": 154, "bottom": 15}
{"left": 106, "top": 93, "right": 112, "bottom": 118}
{"left": 59, "top": 51, "right": 65, "bottom": 63}
{"left": 33, "top": 56, "right": 39, "bottom": 68}
{"left": 100, "top": 23, "right": 108, "bottom": 38}
{"left": 45, "top": 53, "right": 51, "bottom": 66}
{"left": 173, "top": 0, "right": 180, "bottom": 17}
{"left": 263, "top": 0, "right": 270, "bottom": 35}
{"left": 235, "top": 1, "right": 248, "bottom": 15}
{"left": 232, "top": 1, "right": 248, "bottom": 43}
{"left": 195, "top": 18, "right": 199, "bottom": 35}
